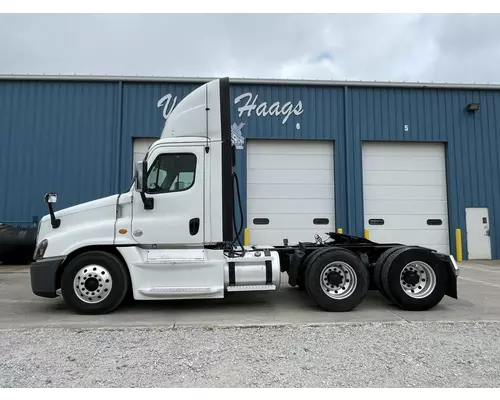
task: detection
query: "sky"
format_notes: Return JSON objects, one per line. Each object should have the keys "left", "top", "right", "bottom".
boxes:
{"left": 1, "top": 13, "right": 500, "bottom": 84}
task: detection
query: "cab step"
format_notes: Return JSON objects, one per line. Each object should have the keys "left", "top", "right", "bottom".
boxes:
{"left": 227, "top": 285, "right": 277, "bottom": 292}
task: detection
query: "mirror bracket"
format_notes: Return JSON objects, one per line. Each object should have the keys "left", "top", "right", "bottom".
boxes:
{"left": 140, "top": 192, "right": 154, "bottom": 210}
{"left": 135, "top": 161, "right": 155, "bottom": 210}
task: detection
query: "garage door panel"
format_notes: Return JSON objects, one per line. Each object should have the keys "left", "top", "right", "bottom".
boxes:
{"left": 247, "top": 183, "right": 334, "bottom": 199}
{"left": 248, "top": 198, "right": 334, "bottom": 214}
{"left": 364, "top": 170, "right": 446, "bottom": 186}
{"left": 364, "top": 200, "right": 448, "bottom": 215}
{"left": 362, "top": 142, "right": 445, "bottom": 157}
{"left": 248, "top": 229, "right": 329, "bottom": 246}
{"left": 247, "top": 140, "right": 335, "bottom": 245}
{"left": 368, "top": 229, "right": 449, "bottom": 247}
{"left": 365, "top": 214, "right": 448, "bottom": 230}
{"left": 248, "top": 154, "right": 333, "bottom": 170}
{"left": 363, "top": 155, "right": 445, "bottom": 171}
{"left": 247, "top": 169, "right": 333, "bottom": 185}
{"left": 363, "top": 185, "right": 447, "bottom": 200}
{"left": 362, "top": 142, "right": 450, "bottom": 254}
{"left": 247, "top": 140, "right": 333, "bottom": 156}
{"left": 248, "top": 213, "right": 334, "bottom": 230}
{"left": 133, "top": 138, "right": 157, "bottom": 173}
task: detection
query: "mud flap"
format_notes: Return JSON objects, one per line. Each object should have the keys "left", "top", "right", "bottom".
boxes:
{"left": 435, "top": 253, "right": 459, "bottom": 299}
{"left": 446, "top": 274, "right": 458, "bottom": 299}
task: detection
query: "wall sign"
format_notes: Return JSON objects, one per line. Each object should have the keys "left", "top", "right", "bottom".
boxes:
{"left": 157, "top": 94, "right": 178, "bottom": 120}
{"left": 231, "top": 122, "right": 246, "bottom": 150}
{"left": 157, "top": 90, "right": 305, "bottom": 150}
{"left": 233, "top": 93, "right": 304, "bottom": 124}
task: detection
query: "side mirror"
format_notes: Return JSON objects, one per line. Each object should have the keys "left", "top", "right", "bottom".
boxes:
{"left": 43, "top": 192, "right": 60, "bottom": 229}
{"left": 134, "top": 161, "right": 147, "bottom": 193}
{"left": 44, "top": 192, "right": 58, "bottom": 204}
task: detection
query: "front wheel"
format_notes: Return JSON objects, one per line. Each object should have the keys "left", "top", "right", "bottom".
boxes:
{"left": 61, "top": 251, "right": 130, "bottom": 315}
{"left": 305, "top": 248, "right": 369, "bottom": 312}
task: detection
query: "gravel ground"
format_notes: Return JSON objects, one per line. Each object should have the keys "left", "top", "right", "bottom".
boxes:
{"left": 1, "top": 321, "right": 500, "bottom": 388}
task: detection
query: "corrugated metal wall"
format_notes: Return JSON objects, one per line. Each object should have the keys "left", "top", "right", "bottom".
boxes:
{"left": 347, "top": 87, "right": 500, "bottom": 258}
{"left": 0, "top": 80, "right": 118, "bottom": 225}
{"left": 1, "top": 78, "right": 499, "bottom": 258}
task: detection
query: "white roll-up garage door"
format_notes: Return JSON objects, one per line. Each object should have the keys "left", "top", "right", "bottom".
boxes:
{"left": 247, "top": 140, "right": 335, "bottom": 246}
{"left": 132, "top": 138, "right": 157, "bottom": 175}
{"left": 362, "top": 142, "right": 450, "bottom": 254}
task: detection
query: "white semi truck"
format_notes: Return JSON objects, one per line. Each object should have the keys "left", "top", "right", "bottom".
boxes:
{"left": 30, "top": 78, "right": 460, "bottom": 315}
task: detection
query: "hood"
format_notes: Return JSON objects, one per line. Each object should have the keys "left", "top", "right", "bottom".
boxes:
{"left": 40, "top": 194, "right": 119, "bottom": 222}
{"left": 35, "top": 193, "right": 128, "bottom": 258}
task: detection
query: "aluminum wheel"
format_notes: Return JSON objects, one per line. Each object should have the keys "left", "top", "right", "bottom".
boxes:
{"left": 320, "top": 261, "right": 357, "bottom": 300}
{"left": 73, "top": 264, "right": 113, "bottom": 304}
{"left": 399, "top": 261, "right": 436, "bottom": 299}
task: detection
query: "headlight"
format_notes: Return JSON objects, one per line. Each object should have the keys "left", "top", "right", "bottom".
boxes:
{"left": 34, "top": 239, "right": 48, "bottom": 260}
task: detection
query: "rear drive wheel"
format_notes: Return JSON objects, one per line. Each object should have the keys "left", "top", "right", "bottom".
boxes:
{"left": 302, "top": 248, "right": 336, "bottom": 297}
{"left": 305, "top": 248, "right": 369, "bottom": 312}
{"left": 61, "top": 251, "right": 130, "bottom": 315}
{"left": 381, "top": 247, "right": 448, "bottom": 311}
{"left": 373, "top": 246, "right": 404, "bottom": 301}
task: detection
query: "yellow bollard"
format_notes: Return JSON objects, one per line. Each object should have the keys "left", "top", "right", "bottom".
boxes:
{"left": 244, "top": 228, "right": 250, "bottom": 247}
{"left": 455, "top": 229, "right": 463, "bottom": 262}
{"left": 364, "top": 229, "right": 369, "bottom": 239}
{"left": 337, "top": 228, "right": 343, "bottom": 234}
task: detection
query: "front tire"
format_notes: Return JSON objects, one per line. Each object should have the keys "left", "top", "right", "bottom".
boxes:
{"left": 61, "top": 251, "right": 130, "bottom": 315}
{"left": 381, "top": 247, "right": 448, "bottom": 311}
{"left": 305, "top": 248, "right": 369, "bottom": 312}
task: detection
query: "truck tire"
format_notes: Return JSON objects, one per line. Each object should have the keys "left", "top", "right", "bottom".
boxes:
{"left": 373, "top": 246, "right": 405, "bottom": 301}
{"left": 60, "top": 251, "right": 130, "bottom": 315}
{"left": 305, "top": 248, "right": 369, "bottom": 312}
{"left": 380, "top": 247, "right": 448, "bottom": 311}
{"left": 296, "top": 248, "right": 329, "bottom": 291}
{"left": 302, "top": 247, "right": 337, "bottom": 297}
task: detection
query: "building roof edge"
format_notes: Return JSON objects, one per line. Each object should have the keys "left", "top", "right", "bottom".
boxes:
{"left": 0, "top": 74, "right": 499, "bottom": 90}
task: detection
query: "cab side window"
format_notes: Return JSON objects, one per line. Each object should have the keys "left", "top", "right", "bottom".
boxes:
{"left": 146, "top": 153, "right": 196, "bottom": 194}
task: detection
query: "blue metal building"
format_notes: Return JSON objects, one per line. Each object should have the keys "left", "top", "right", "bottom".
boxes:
{"left": 1, "top": 75, "right": 499, "bottom": 260}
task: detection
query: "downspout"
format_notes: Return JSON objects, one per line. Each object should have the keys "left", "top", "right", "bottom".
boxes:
{"left": 343, "top": 85, "right": 350, "bottom": 233}
{"left": 113, "top": 81, "right": 124, "bottom": 244}
{"left": 115, "top": 81, "right": 124, "bottom": 193}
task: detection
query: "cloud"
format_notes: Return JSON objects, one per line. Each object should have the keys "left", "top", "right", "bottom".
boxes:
{"left": 0, "top": 13, "right": 499, "bottom": 83}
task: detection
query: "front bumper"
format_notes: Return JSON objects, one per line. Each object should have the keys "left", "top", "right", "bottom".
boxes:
{"left": 30, "top": 257, "right": 65, "bottom": 298}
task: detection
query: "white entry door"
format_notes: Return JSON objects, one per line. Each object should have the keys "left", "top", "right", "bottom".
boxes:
{"left": 246, "top": 139, "right": 335, "bottom": 246}
{"left": 466, "top": 207, "right": 492, "bottom": 260}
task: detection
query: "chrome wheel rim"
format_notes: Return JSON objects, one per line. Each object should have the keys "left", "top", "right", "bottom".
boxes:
{"left": 320, "top": 261, "right": 357, "bottom": 299}
{"left": 399, "top": 261, "right": 436, "bottom": 299}
{"left": 73, "top": 264, "right": 112, "bottom": 304}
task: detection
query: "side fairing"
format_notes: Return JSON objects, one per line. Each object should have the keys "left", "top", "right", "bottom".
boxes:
{"left": 156, "top": 77, "right": 234, "bottom": 244}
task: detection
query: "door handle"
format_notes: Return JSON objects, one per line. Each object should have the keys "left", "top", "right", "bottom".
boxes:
{"left": 189, "top": 218, "right": 200, "bottom": 236}
{"left": 486, "top": 229, "right": 490, "bottom": 237}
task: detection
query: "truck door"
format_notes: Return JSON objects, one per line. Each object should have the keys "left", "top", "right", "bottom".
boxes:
{"left": 131, "top": 142, "right": 207, "bottom": 246}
